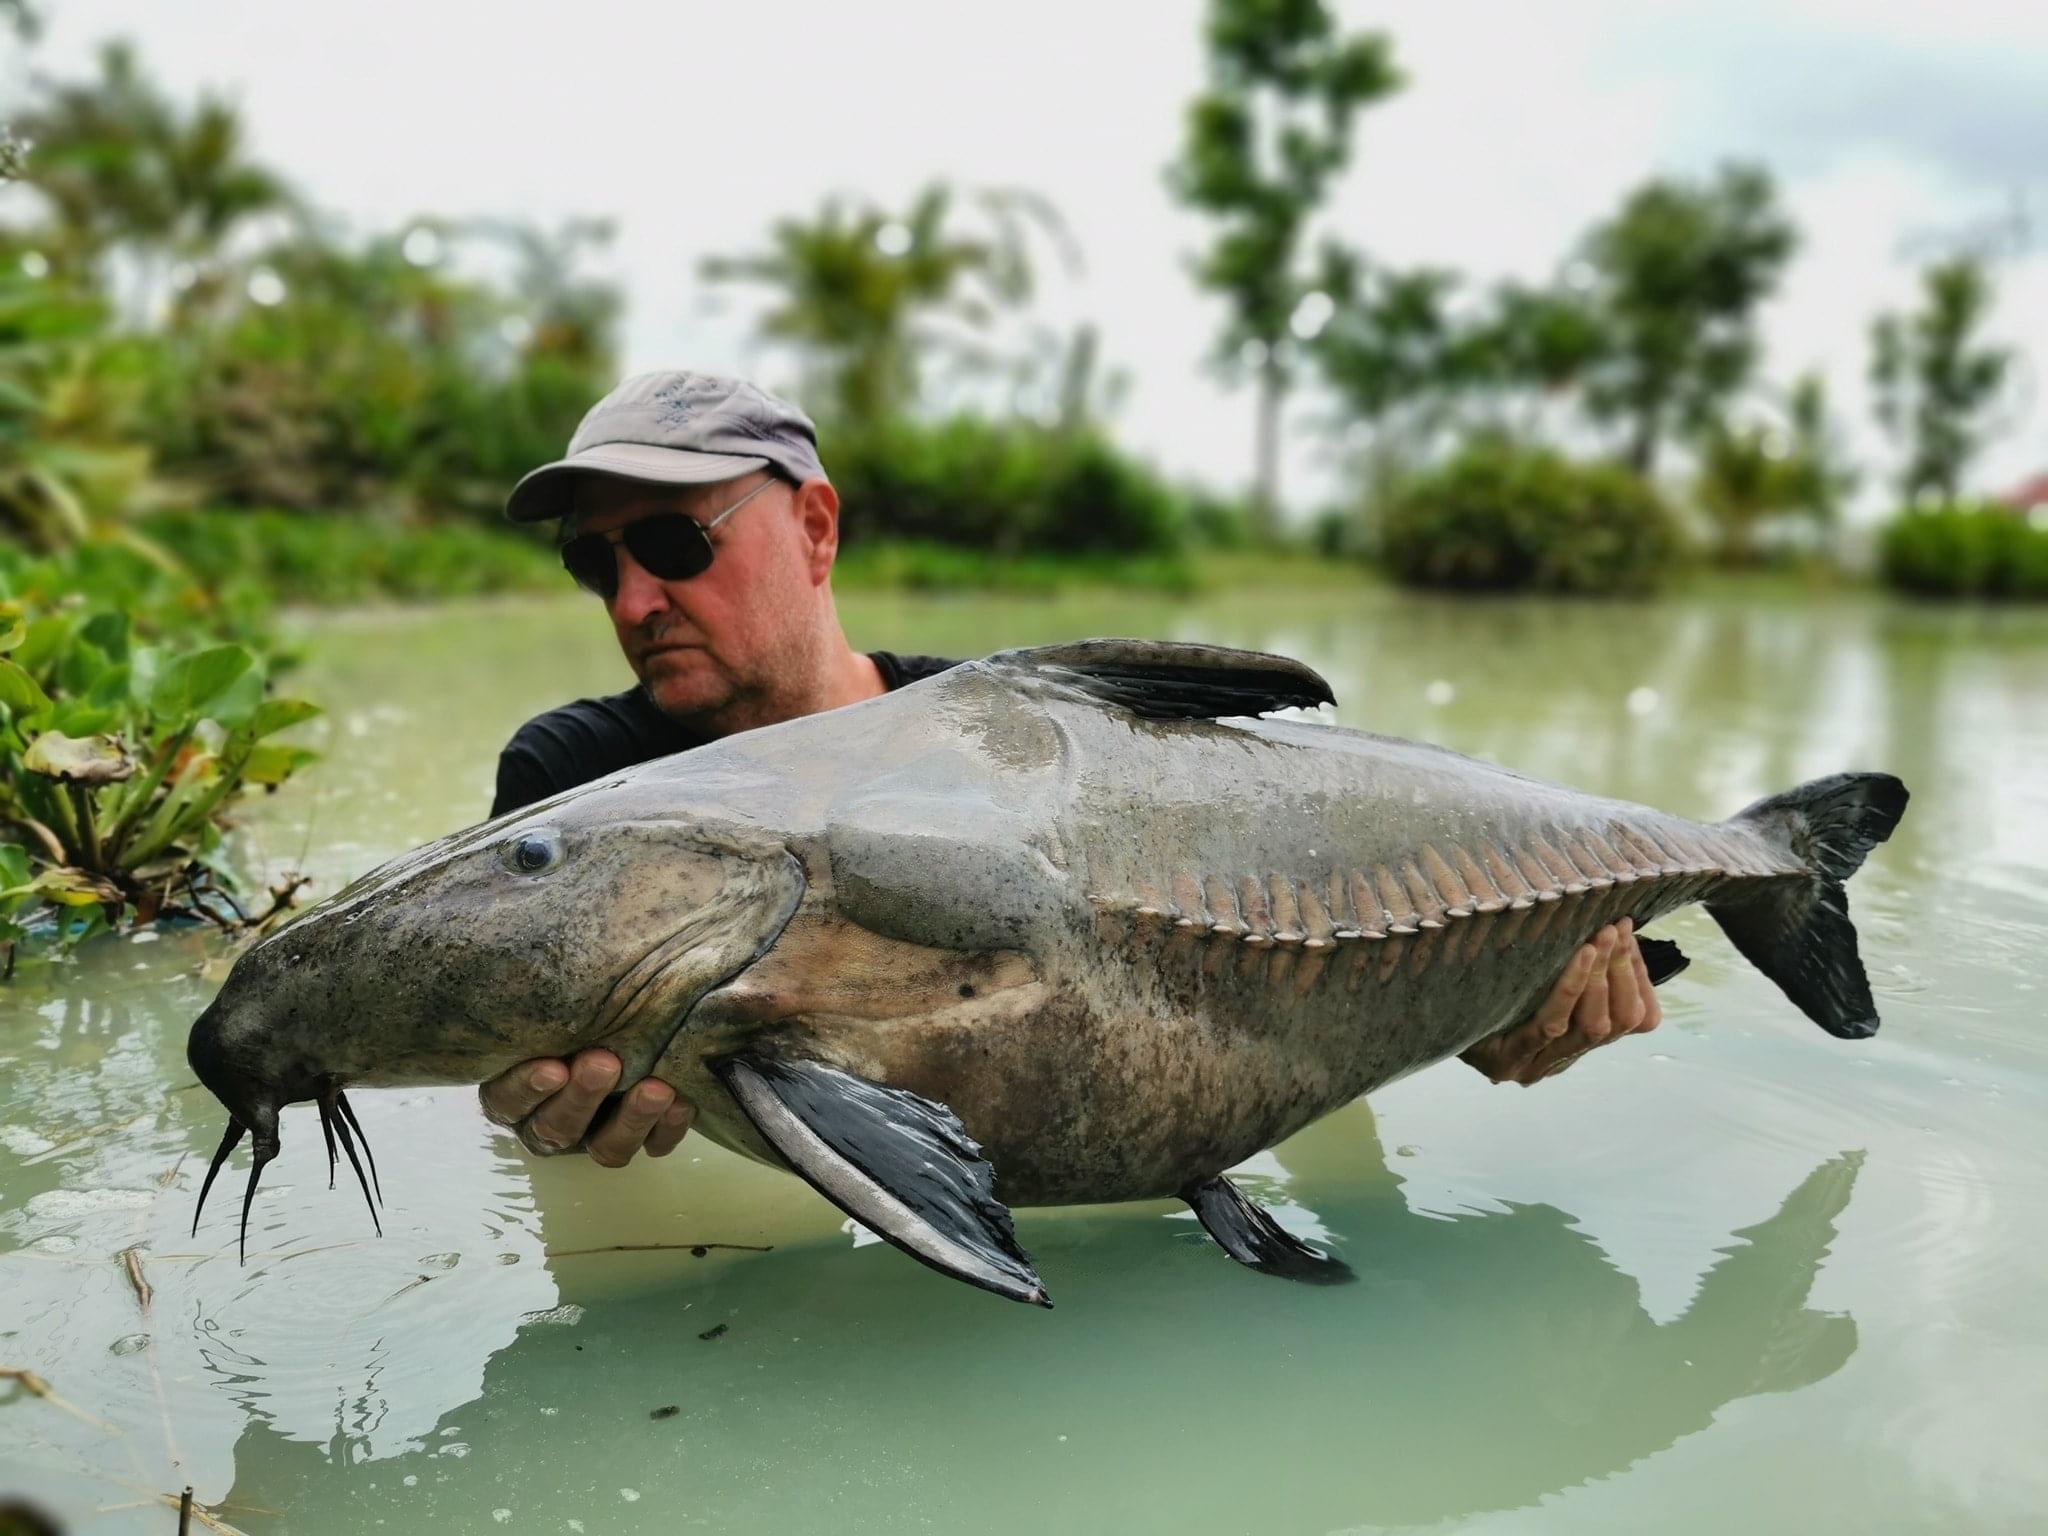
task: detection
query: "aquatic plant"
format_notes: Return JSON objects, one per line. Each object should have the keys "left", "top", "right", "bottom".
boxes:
{"left": 0, "top": 568, "right": 317, "bottom": 970}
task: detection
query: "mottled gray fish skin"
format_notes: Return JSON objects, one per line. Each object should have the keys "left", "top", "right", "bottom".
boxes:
{"left": 191, "top": 642, "right": 1837, "bottom": 1216}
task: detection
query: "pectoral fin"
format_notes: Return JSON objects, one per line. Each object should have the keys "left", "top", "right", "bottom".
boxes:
{"left": 715, "top": 1055, "right": 1050, "bottom": 1308}
{"left": 1182, "top": 1175, "right": 1355, "bottom": 1285}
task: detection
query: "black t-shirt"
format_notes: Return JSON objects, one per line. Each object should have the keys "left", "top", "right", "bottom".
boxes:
{"left": 490, "top": 651, "right": 960, "bottom": 818}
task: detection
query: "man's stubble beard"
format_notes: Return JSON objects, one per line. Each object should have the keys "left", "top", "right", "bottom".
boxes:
{"left": 635, "top": 623, "right": 826, "bottom": 740}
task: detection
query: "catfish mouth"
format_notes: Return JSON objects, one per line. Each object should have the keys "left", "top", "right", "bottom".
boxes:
{"left": 188, "top": 1000, "right": 383, "bottom": 1263}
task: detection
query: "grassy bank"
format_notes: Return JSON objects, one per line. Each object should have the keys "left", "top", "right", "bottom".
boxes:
{"left": 138, "top": 510, "right": 1922, "bottom": 608}
{"left": 141, "top": 510, "right": 563, "bottom": 607}
{"left": 135, "top": 510, "right": 1390, "bottom": 603}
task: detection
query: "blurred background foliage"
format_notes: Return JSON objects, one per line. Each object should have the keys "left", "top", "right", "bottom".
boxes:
{"left": 0, "top": 0, "right": 2043, "bottom": 962}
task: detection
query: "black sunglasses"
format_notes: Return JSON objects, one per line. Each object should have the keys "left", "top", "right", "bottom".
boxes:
{"left": 559, "top": 478, "right": 778, "bottom": 600}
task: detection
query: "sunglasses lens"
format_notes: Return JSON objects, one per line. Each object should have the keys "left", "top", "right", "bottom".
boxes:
{"left": 560, "top": 536, "right": 617, "bottom": 599}
{"left": 625, "top": 515, "right": 716, "bottom": 581}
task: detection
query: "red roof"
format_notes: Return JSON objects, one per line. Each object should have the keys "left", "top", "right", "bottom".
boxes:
{"left": 1997, "top": 473, "right": 2048, "bottom": 510}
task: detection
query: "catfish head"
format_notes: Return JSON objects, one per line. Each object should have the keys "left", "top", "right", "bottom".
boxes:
{"left": 185, "top": 780, "right": 805, "bottom": 1258}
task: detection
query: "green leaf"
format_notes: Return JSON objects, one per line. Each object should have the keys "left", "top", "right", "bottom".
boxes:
{"left": 0, "top": 657, "right": 52, "bottom": 720}
{"left": 0, "top": 843, "right": 30, "bottom": 888}
{"left": 205, "top": 663, "right": 267, "bottom": 730}
{"left": 127, "top": 644, "right": 162, "bottom": 709}
{"left": 49, "top": 701, "right": 123, "bottom": 736}
{"left": 149, "top": 644, "right": 255, "bottom": 721}
{"left": 79, "top": 610, "right": 131, "bottom": 663}
{"left": 248, "top": 697, "right": 322, "bottom": 739}
{"left": 23, "top": 730, "right": 138, "bottom": 785}
{"left": 14, "top": 614, "right": 75, "bottom": 674}
{"left": 58, "top": 637, "right": 115, "bottom": 697}
{"left": 33, "top": 867, "right": 122, "bottom": 906}
{"left": 240, "top": 743, "right": 316, "bottom": 786}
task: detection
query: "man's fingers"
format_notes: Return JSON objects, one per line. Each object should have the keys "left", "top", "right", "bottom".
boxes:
{"left": 646, "top": 1100, "right": 696, "bottom": 1158}
{"left": 480, "top": 1059, "right": 570, "bottom": 1127}
{"left": 1607, "top": 923, "right": 1646, "bottom": 1035}
{"left": 525, "top": 1049, "right": 623, "bottom": 1151}
{"left": 586, "top": 1079, "right": 676, "bottom": 1168}
{"left": 1575, "top": 929, "right": 1617, "bottom": 1044}
{"left": 1533, "top": 941, "right": 1599, "bottom": 1039}
{"left": 1459, "top": 920, "right": 1666, "bottom": 1087}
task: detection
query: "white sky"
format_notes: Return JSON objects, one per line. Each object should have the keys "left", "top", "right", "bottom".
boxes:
{"left": 8, "top": 0, "right": 2047, "bottom": 522}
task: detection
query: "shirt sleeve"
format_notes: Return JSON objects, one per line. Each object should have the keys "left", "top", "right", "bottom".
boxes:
{"left": 490, "top": 741, "right": 556, "bottom": 820}
{"left": 487, "top": 688, "right": 701, "bottom": 820}
{"left": 872, "top": 651, "right": 964, "bottom": 689}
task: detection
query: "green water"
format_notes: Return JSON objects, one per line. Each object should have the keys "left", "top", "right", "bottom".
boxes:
{"left": 4, "top": 583, "right": 2045, "bottom": 1534}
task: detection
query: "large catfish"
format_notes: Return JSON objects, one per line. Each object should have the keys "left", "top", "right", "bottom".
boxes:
{"left": 187, "top": 641, "right": 1908, "bottom": 1305}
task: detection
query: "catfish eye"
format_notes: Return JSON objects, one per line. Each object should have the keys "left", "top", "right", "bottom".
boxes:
{"left": 502, "top": 828, "right": 562, "bottom": 876}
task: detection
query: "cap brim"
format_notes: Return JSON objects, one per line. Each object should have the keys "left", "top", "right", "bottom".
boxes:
{"left": 504, "top": 443, "right": 772, "bottom": 523}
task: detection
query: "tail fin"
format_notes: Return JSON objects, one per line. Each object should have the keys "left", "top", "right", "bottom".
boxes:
{"left": 1706, "top": 773, "right": 1909, "bottom": 1040}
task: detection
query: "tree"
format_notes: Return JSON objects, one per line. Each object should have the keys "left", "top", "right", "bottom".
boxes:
{"left": 1690, "top": 374, "right": 1856, "bottom": 564}
{"left": 13, "top": 41, "right": 293, "bottom": 320}
{"left": 0, "top": 265, "right": 161, "bottom": 553}
{"left": 465, "top": 215, "right": 622, "bottom": 369}
{"left": 1309, "top": 258, "right": 1611, "bottom": 518}
{"left": 699, "top": 183, "right": 1070, "bottom": 427}
{"left": 1870, "top": 256, "right": 2014, "bottom": 505}
{"left": 1310, "top": 255, "right": 1464, "bottom": 428}
{"left": 1783, "top": 372, "right": 1857, "bottom": 540}
{"left": 0, "top": 0, "right": 39, "bottom": 43}
{"left": 1578, "top": 164, "right": 1797, "bottom": 475}
{"left": 1693, "top": 422, "right": 1802, "bottom": 564}
{"left": 0, "top": 126, "right": 27, "bottom": 185}
{"left": 1461, "top": 281, "right": 1609, "bottom": 424}
{"left": 1165, "top": 0, "right": 1400, "bottom": 533}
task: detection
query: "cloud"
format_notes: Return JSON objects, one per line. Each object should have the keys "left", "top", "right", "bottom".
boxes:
{"left": 1597, "top": 3, "right": 2048, "bottom": 191}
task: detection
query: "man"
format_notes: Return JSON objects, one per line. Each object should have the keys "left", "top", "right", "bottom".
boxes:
{"left": 479, "top": 370, "right": 1662, "bottom": 1167}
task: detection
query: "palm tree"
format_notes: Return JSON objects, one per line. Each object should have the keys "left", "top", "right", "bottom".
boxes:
{"left": 464, "top": 215, "right": 623, "bottom": 369}
{"left": 699, "top": 183, "right": 1073, "bottom": 425}
{"left": 16, "top": 41, "right": 293, "bottom": 321}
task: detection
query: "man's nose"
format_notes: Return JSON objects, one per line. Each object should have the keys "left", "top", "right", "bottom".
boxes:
{"left": 607, "top": 544, "right": 672, "bottom": 627}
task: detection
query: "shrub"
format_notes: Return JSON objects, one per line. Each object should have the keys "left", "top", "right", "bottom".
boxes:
{"left": 0, "top": 548, "right": 319, "bottom": 969}
{"left": 832, "top": 539, "right": 1199, "bottom": 595}
{"left": 820, "top": 415, "right": 1187, "bottom": 557}
{"left": 141, "top": 508, "right": 561, "bottom": 606}
{"left": 1183, "top": 487, "right": 1256, "bottom": 550}
{"left": 1879, "top": 504, "right": 2048, "bottom": 599}
{"left": 1377, "top": 439, "right": 1683, "bottom": 594}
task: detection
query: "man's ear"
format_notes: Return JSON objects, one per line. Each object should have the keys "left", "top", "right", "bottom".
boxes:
{"left": 792, "top": 478, "right": 841, "bottom": 586}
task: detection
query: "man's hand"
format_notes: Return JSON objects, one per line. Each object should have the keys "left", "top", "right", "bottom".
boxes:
{"left": 1460, "top": 919, "right": 1662, "bottom": 1085}
{"left": 479, "top": 1049, "right": 695, "bottom": 1166}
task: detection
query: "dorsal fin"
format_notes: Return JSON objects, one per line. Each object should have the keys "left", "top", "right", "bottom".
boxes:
{"left": 987, "top": 639, "right": 1334, "bottom": 721}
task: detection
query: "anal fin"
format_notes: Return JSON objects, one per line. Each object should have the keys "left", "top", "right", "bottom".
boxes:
{"left": 1181, "top": 1175, "right": 1354, "bottom": 1285}
{"left": 715, "top": 1055, "right": 1050, "bottom": 1307}
{"left": 1637, "top": 935, "right": 1691, "bottom": 986}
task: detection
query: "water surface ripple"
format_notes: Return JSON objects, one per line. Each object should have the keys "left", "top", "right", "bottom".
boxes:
{"left": 2, "top": 585, "right": 2042, "bottom": 1533}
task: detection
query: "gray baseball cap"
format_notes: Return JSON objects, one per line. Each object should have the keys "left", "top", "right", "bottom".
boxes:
{"left": 504, "top": 369, "right": 827, "bottom": 524}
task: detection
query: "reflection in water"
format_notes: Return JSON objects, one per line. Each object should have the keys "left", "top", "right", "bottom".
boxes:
{"left": 1349, "top": 1130, "right": 1856, "bottom": 1524}
{"left": 205, "top": 1106, "right": 1863, "bottom": 1535}
{"left": 1085, "top": 1111, "right": 1863, "bottom": 1530}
